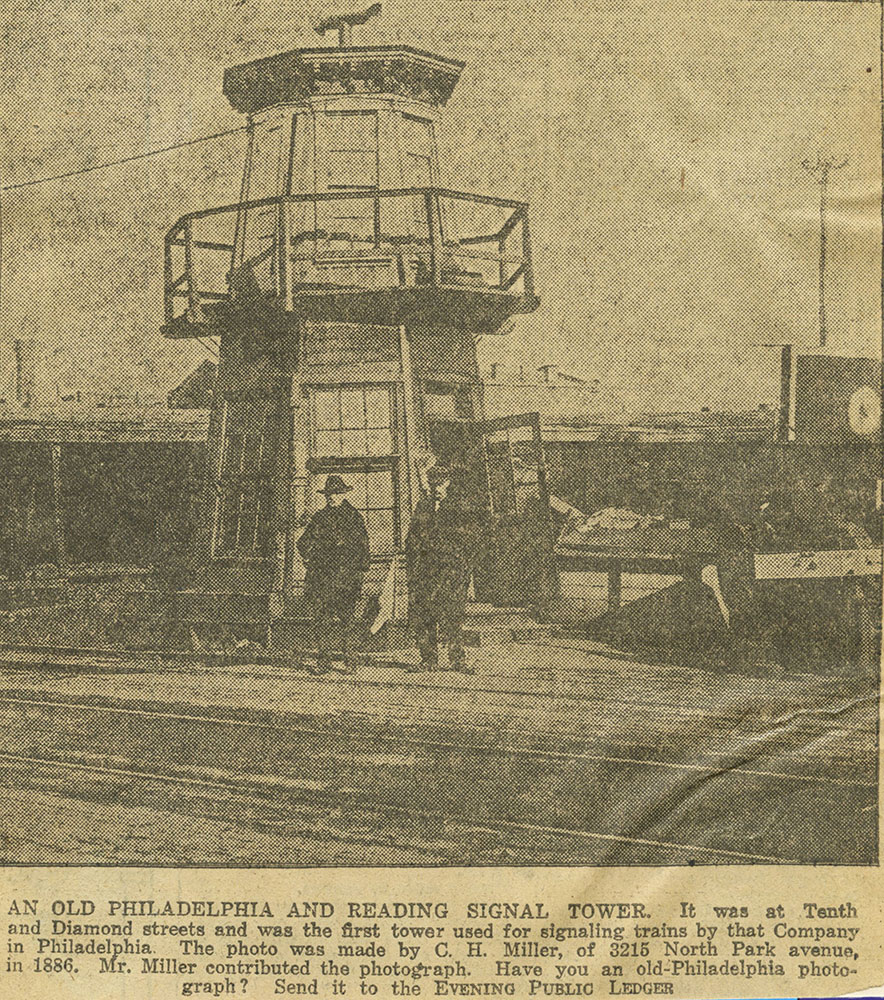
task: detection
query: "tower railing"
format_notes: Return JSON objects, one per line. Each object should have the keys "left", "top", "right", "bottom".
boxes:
{"left": 163, "top": 188, "right": 536, "bottom": 328}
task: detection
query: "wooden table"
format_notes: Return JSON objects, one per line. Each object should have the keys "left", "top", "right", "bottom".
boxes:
{"left": 555, "top": 524, "right": 722, "bottom": 612}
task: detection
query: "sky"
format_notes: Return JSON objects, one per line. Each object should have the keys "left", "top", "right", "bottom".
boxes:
{"left": 0, "top": 0, "right": 880, "bottom": 411}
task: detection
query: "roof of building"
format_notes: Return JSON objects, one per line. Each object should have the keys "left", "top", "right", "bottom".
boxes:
{"left": 0, "top": 406, "right": 211, "bottom": 443}
{"left": 0, "top": 397, "right": 780, "bottom": 446}
{"left": 541, "top": 409, "right": 778, "bottom": 444}
{"left": 223, "top": 45, "right": 465, "bottom": 113}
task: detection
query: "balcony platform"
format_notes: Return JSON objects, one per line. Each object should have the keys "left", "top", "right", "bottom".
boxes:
{"left": 163, "top": 187, "right": 539, "bottom": 338}
{"left": 162, "top": 283, "right": 539, "bottom": 339}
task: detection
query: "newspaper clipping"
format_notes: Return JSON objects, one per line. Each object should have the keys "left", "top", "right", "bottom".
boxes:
{"left": 0, "top": 0, "right": 881, "bottom": 997}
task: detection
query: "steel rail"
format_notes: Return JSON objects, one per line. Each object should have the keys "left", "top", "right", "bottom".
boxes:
{"left": 0, "top": 751, "right": 446, "bottom": 862}
{"left": 0, "top": 693, "right": 872, "bottom": 789}
{"left": 1, "top": 670, "right": 868, "bottom": 775}
{"left": 0, "top": 645, "right": 874, "bottom": 745}
{"left": 0, "top": 750, "right": 798, "bottom": 864}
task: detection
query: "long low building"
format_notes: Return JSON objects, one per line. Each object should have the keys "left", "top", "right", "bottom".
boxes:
{"left": 0, "top": 389, "right": 878, "bottom": 669}
{"left": 0, "top": 397, "right": 877, "bottom": 572}
{"left": 0, "top": 406, "right": 208, "bottom": 575}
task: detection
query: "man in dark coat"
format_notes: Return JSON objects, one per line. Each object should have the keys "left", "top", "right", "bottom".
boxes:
{"left": 405, "top": 466, "right": 478, "bottom": 673}
{"left": 297, "top": 475, "right": 370, "bottom": 670}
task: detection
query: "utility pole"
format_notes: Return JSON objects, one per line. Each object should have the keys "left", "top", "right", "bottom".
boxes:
{"left": 801, "top": 153, "right": 848, "bottom": 347}
{"left": 776, "top": 343, "right": 792, "bottom": 442}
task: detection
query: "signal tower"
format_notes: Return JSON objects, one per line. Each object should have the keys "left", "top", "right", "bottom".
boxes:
{"left": 162, "top": 6, "right": 539, "bottom": 622}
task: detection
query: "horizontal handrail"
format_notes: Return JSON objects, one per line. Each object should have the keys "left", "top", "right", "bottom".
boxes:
{"left": 163, "top": 186, "right": 535, "bottom": 324}
{"left": 166, "top": 187, "right": 529, "bottom": 239}
{"left": 168, "top": 238, "right": 236, "bottom": 253}
{"left": 238, "top": 234, "right": 522, "bottom": 267}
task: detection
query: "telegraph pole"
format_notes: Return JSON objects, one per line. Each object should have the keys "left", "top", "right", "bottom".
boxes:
{"left": 801, "top": 153, "right": 848, "bottom": 347}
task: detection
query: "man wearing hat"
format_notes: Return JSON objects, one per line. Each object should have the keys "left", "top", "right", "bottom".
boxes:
{"left": 405, "top": 466, "right": 478, "bottom": 673}
{"left": 297, "top": 475, "right": 370, "bottom": 671}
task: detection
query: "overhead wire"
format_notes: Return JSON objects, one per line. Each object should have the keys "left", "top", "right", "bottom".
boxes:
{"left": 0, "top": 124, "right": 247, "bottom": 362}
{"left": 0, "top": 125, "right": 249, "bottom": 192}
{"left": 195, "top": 337, "right": 220, "bottom": 360}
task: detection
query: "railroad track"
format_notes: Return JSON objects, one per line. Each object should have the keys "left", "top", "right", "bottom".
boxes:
{"left": 0, "top": 690, "right": 875, "bottom": 866}
{"left": 0, "top": 643, "right": 875, "bottom": 865}
{"left": 0, "top": 640, "right": 873, "bottom": 739}
{"left": 0, "top": 640, "right": 874, "bottom": 780}
{"left": 0, "top": 692, "right": 873, "bottom": 790}
{"left": 0, "top": 748, "right": 801, "bottom": 865}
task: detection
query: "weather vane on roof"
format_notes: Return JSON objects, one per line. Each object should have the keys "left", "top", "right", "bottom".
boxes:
{"left": 314, "top": 3, "right": 381, "bottom": 47}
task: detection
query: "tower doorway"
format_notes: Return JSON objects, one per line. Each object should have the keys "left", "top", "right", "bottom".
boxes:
{"left": 427, "top": 411, "right": 556, "bottom": 610}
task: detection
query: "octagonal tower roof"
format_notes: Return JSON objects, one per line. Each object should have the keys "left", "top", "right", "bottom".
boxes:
{"left": 223, "top": 45, "right": 465, "bottom": 114}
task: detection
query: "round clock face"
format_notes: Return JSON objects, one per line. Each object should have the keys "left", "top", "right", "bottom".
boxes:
{"left": 848, "top": 385, "right": 882, "bottom": 435}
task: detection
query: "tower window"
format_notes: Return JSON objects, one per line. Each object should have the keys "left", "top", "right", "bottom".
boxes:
{"left": 323, "top": 111, "right": 379, "bottom": 189}
{"left": 213, "top": 395, "right": 281, "bottom": 556}
{"left": 306, "top": 384, "right": 400, "bottom": 555}
{"left": 318, "top": 111, "right": 379, "bottom": 244}
{"left": 310, "top": 385, "right": 395, "bottom": 457}
{"left": 401, "top": 114, "right": 434, "bottom": 188}
{"left": 239, "top": 114, "right": 293, "bottom": 273}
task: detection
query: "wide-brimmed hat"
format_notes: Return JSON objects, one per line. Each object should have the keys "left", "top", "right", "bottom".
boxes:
{"left": 318, "top": 474, "right": 353, "bottom": 495}
{"left": 426, "top": 465, "right": 451, "bottom": 486}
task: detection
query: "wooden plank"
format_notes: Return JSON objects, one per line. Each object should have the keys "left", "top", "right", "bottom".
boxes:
{"left": 398, "top": 325, "right": 421, "bottom": 529}
{"left": 754, "top": 548, "right": 882, "bottom": 581}
{"left": 277, "top": 202, "right": 291, "bottom": 309}
{"left": 425, "top": 192, "right": 442, "bottom": 284}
